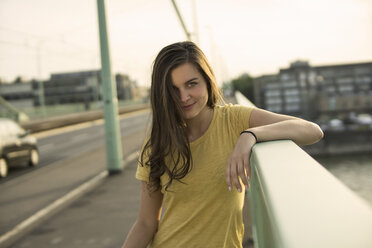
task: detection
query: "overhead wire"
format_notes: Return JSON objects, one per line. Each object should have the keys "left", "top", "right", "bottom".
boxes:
{"left": 0, "top": 25, "right": 137, "bottom": 71}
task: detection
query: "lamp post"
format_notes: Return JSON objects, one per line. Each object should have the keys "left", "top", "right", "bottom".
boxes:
{"left": 96, "top": 0, "right": 123, "bottom": 173}
{"left": 36, "top": 41, "right": 46, "bottom": 116}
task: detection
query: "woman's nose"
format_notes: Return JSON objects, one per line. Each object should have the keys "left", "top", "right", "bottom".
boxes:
{"left": 179, "top": 89, "right": 190, "bottom": 103}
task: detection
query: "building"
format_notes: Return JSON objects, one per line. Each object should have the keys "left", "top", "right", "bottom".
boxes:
{"left": 0, "top": 81, "right": 35, "bottom": 109}
{"left": 0, "top": 70, "right": 138, "bottom": 112}
{"left": 115, "top": 73, "right": 135, "bottom": 101}
{"left": 43, "top": 70, "right": 137, "bottom": 107}
{"left": 314, "top": 63, "right": 372, "bottom": 119}
{"left": 41, "top": 70, "right": 102, "bottom": 107}
{"left": 254, "top": 61, "right": 372, "bottom": 120}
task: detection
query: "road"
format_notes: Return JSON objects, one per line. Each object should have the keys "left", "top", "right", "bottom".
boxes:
{"left": 0, "top": 109, "right": 150, "bottom": 236}
{"left": 2, "top": 110, "right": 150, "bottom": 181}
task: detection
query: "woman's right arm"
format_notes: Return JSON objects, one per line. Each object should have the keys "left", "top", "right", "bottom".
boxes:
{"left": 122, "top": 181, "right": 163, "bottom": 248}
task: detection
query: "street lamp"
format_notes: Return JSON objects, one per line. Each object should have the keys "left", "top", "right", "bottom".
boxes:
{"left": 36, "top": 40, "right": 46, "bottom": 116}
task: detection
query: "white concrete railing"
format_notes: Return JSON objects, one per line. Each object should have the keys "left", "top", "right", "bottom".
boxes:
{"left": 235, "top": 91, "right": 372, "bottom": 248}
{"left": 235, "top": 91, "right": 255, "bottom": 108}
{"left": 0, "top": 96, "right": 29, "bottom": 122}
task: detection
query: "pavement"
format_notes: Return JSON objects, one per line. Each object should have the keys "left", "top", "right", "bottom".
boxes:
{"left": 10, "top": 159, "right": 141, "bottom": 248}
{"left": 0, "top": 125, "right": 146, "bottom": 248}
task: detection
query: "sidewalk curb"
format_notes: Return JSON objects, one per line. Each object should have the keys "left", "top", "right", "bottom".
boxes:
{"left": 0, "top": 151, "right": 139, "bottom": 248}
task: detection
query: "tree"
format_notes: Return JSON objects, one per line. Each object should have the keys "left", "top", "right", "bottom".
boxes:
{"left": 13, "top": 76, "right": 23, "bottom": 84}
{"left": 231, "top": 73, "right": 254, "bottom": 103}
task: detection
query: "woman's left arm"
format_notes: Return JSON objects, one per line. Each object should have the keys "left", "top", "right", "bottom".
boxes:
{"left": 226, "top": 108, "right": 324, "bottom": 193}
{"left": 248, "top": 108, "right": 324, "bottom": 145}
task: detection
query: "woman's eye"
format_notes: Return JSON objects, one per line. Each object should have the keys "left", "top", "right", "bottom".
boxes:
{"left": 187, "top": 82, "right": 197, "bottom": 87}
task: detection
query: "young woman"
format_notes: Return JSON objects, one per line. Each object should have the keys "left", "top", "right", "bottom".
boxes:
{"left": 122, "top": 41, "right": 323, "bottom": 248}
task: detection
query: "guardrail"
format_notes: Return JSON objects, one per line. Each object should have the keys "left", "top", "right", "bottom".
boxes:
{"left": 0, "top": 96, "right": 29, "bottom": 122}
{"left": 235, "top": 91, "right": 372, "bottom": 248}
{"left": 235, "top": 91, "right": 255, "bottom": 108}
{"left": 20, "top": 103, "right": 149, "bottom": 133}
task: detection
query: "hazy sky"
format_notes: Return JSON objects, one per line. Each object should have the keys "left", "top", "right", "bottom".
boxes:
{"left": 1, "top": 0, "right": 371, "bottom": 86}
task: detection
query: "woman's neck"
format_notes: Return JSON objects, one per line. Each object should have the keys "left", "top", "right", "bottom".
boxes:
{"left": 186, "top": 107, "right": 214, "bottom": 142}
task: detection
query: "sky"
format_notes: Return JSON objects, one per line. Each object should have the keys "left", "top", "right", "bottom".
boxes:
{"left": 0, "top": 0, "right": 371, "bottom": 87}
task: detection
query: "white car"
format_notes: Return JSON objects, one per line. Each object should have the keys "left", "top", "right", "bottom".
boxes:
{"left": 0, "top": 118, "right": 39, "bottom": 178}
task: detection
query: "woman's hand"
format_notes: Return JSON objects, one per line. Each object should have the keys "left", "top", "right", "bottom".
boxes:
{"left": 226, "top": 132, "right": 257, "bottom": 192}
{"left": 225, "top": 107, "right": 324, "bottom": 193}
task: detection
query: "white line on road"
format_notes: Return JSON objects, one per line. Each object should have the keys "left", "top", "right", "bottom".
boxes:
{"left": 125, "top": 151, "right": 139, "bottom": 164}
{"left": 33, "top": 109, "right": 150, "bottom": 139}
{"left": 0, "top": 150, "right": 139, "bottom": 248}
{"left": 0, "top": 170, "right": 108, "bottom": 247}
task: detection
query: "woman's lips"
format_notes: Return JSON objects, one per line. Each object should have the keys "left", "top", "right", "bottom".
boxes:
{"left": 183, "top": 102, "right": 195, "bottom": 111}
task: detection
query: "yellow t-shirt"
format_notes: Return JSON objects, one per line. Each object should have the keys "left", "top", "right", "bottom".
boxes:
{"left": 136, "top": 104, "right": 253, "bottom": 248}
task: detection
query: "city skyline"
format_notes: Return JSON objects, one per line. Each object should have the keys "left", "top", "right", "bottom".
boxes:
{"left": 1, "top": 0, "right": 371, "bottom": 86}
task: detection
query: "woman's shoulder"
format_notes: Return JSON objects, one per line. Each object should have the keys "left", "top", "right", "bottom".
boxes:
{"left": 214, "top": 104, "right": 254, "bottom": 131}
{"left": 215, "top": 103, "right": 253, "bottom": 114}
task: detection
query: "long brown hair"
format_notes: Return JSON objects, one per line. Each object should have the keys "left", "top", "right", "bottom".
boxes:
{"left": 141, "top": 41, "right": 222, "bottom": 192}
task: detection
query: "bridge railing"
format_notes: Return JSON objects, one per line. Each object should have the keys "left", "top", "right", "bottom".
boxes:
{"left": 0, "top": 96, "right": 29, "bottom": 122}
{"left": 235, "top": 91, "right": 372, "bottom": 248}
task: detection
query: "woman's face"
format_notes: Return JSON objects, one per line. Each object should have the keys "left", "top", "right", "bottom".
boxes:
{"left": 171, "top": 63, "right": 209, "bottom": 121}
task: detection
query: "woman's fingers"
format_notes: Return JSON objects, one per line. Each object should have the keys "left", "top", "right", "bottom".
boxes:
{"left": 238, "top": 159, "right": 249, "bottom": 189}
{"left": 232, "top": 161, "right": 241, "bottom": 192}
{"left": 226, "top": 160, "right": 232, "bottom": 191}
{"left": 239, "top": 158, "right": 249, "bottom": 188}
{"left": 226, "top": 158, "right": 241, "bottom": 192}
{"left": 226, "top": 134, "right": 255, "bottom": 192}
{"left": 227, "top": 157, "right": 249, "bottom": 192}
{"left": 243, "top": 157, "right": 251, "bottom": 189}
{"left": 245, "top": 157, "right": 251, "bottom": 181}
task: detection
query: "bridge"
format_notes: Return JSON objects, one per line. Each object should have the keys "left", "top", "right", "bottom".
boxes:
{"left": 0, "top": 0, "right": 371, "bottom": 246}
{"left": 0, "top": 92, "right": 371, "bottom": 248}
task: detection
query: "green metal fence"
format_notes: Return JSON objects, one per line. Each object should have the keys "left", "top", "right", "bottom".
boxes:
{"left": 0, "top": 96, "right": 29, "bottom": 122}
{"left": 236, "top": 91, "right": 372, "bottom": 248}
{"left": 0, "top": 99, "right": 143, "bottom": 122}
